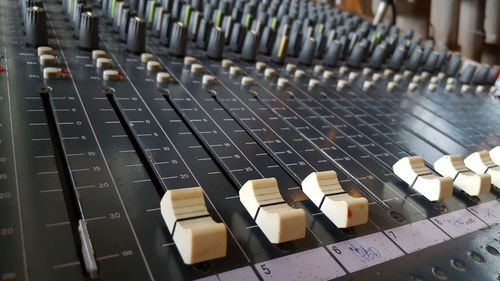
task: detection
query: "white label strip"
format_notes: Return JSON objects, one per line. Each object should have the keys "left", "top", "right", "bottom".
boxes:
{"left": 195, "top": 266, "right": 259, "bottom": 281}
{"left": 255, "top": 247, "right": 345, "bottom": 281}
{"left": 468, "top": 200, "right": 500, "bottom": 226}
{"left": 328, "top": 232, "right": 404, "bottom": 273}
{"left": 384, "top": 219, "right": 450, "bottom": 253}
{"left": 431, "top": 208, "right": 488, "bottom": 238}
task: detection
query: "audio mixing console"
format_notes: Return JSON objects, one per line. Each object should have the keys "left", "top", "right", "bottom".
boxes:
{"left": 1, "top": 0, "right": 500, "bottom": 280}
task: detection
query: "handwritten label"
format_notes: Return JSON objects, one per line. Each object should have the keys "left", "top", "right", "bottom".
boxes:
{"left": 431, "top": 209, "right": 488, "bottom": 238}
{"left": 385, "top": 220, "right": 450, "bottom": 253}
{"left": 255, "top": 247, "right": 345, "bottom": 281}
{"left": 329, "top": 232, "right": 404, "bottom": 272}
{"left": 195, "top": 266, "right": 258, "bottom": 281}
{"left": 468, "top": 200, "right": 500, "bottom": 226}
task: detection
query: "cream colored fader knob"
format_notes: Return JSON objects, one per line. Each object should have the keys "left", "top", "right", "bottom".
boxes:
{"left": 464, "top": 150, "right": 500, "bottom": 187}
{"left": 221, "top": 59, "right": 233, "bottom": 68}
{"left": 286, "top": 63, "right": 297, "bottom": 73}
{"left": 337, "top": 79, "right": 348, "bottom": 90}
{"left": 184, "top": 56, "right": 196, "bottom": 66}
{"left": 140, "top": 53, "right": 155, "bottom": 63}
{"left": 490, "top": 146, "right": 500, "bottom": 165}
{"left": 43, "top": 67, "right": 60, "bottom": 79}
{"left": 103, "top": 70, "right": 120, "bottom": 81}
{"left": 156, "top": 72, "right": 172, "bottom": 83}
{"left": 308, "top": 79, "right": 320, "bottom": 88}
{"left": 202, "top": 75, "right": 216, "bottom": 85}
{"left": 434, "top": 155, "right": 491, "bottom": 196}
{"left": 255, "top": 61, "right": 267, "bottom": 71}
{"left": 277, "top": 78, "right": 289, "bottom": 88}
{"left": 239, "top": 178, "right": 305, "bottom": 243}
{"left": 294, "top": 69, "right": 305, "bottom": 79}
{"left": 264, "top": 68, "right": 276, "bottom": 78}
{"left": 323, "top": 70, "right": 334, "bottom": 80}
{"left": 39, "top": 54, "right": 56, "bottom": 66}
{"left": 229, "top": 66, "right": 241, "bottom": 75}
{"left": 393, "top": 156, "right": 453, "bottom": 201}
{"left": 91, "top": 49, "right": 106, "bottom": 59}
{"left": 37, "top": 46, "right": 53, "bottom": 56}
{"left": 241, "top": 76, "right": 254, "bottom": 86}
{"left": 96, "top": 57, "right": 113, "bottom": 68}
{"left": 302, "top": 171, "right": 368, "bottom": 228}
{"left": 313, "top": 65, "right": 324, "bottom": 74}
{"left": 160, "top": 187, "right": 227, "bottom": 264}
{"left": 190, "top": 63, "right": 204, "bottom": 73}
{"left": 147, "top": 61, "right": 161, "bottom": 71}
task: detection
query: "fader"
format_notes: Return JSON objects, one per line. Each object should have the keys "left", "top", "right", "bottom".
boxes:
{"left": 1, "top": 0, "right": 500, "bottom": 280}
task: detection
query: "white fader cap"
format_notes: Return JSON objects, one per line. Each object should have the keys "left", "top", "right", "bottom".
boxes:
{"left": 96, "top": 57, "right": 113, "bottom": 68}
{"left": 156, "top": 72, "right": 172, "bottom": 83}
{"left": 39, "top": 54, "right": 56, "bottom": 66}
{"left": 38, "top": 46, "right": 53, "bottom": 56}
{"left": 160, "top": 187, "right": 227, "bottom": 264}
{"left": 302, "top": 171, "right": 368, "bottom": 228}
{"left": 147, "top": 61, "right": 161, "bottom": 71}
{"left": 140, "top": 53, "right": 155, "bottom": 63}
{"left": 239, "top": 178, "right": 305, "bottom": 243}
{"left": 103, "top": 70, "right": 120, "bottom": 81}
{"left": 393, "top": 156, "right": 453, "bottom": 201}
{"left": 43, "top": 67, "right": 60, "bottom": 79}
{"left": 91, "top": 50, "right": 106, "bottom": 59}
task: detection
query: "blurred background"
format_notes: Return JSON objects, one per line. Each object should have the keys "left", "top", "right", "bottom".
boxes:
{"left": 327, "top": 0, "right": 499, "bottom": 65}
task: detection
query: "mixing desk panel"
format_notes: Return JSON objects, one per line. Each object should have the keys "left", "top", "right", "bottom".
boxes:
{"left": 1, "top": 0, "right": 500, "bottom": 280}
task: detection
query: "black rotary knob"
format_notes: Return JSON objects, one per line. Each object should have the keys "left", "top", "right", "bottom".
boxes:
{"left": 298, "top": 37, "right": 316, "bottom": 65}
{"left": 270, "top": 33, "right": 288, "bottom": 64}
{"left": 241, "top": 30, "right": 259, "bottom": 62}
{"left": 159, "top": 13, "right": 173, "bottom": 46}
{"left": 169, "top": 22, "right": 187, "bottom": 57}
{"left": 196, "top": 18, "right": 212, "bottom": 50}
{"left": 206, "top": 26, "right": 224, "bottom": 60}
{"left": 119, "top": 8, "right": 135, "bottom": 42}
{"left": 324, "top": 40, "right": 342, "bottom": 67}
{"left": 127, "top": 16, "right": 146, "bottom": 54}
{"left": 26, "top": 6, "right": 48, "bottom": 46}
{"left": 73, "top": 3, "right": 87, "bottom": 36}
{"left": 228, "top": 22, "right": 244, "bottom": 52}
{"left": 405, "top": 46, "right": 423, "bottom": 71}
{"left": 79, "top": 11, "right": 99, "bottom": 50}
{"left": 368, "top": 42, "right": 387, "bottom": 70}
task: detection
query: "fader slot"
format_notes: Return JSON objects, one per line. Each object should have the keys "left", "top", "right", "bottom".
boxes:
{"left": 208, "top": 89, "right": 369, "bottom": 229}
{"left": 245, "top": 89, "right": 391, "bottom": 211}
{"left": 40, "top": 91, "right": 99, "bottom": 279}
{"left": 106, "top": 90, "right": 228, "bottom": 265}
{"left": 162, "top": 89, "right": 308, "bottom": 244}
{"left": 106, "top": 90, "right": 168, "bottom": 196}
